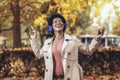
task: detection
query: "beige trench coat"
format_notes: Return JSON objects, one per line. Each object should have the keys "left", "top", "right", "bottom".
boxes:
{"left": 30, "top": 33, "right": 99, "bottom": 80}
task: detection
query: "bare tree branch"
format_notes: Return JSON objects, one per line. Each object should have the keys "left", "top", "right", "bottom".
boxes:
{"left": 10, "top": 2, "right": 15, "bottom": 16}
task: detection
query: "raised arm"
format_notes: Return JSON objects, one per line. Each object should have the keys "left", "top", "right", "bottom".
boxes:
{"left": 29, "top": 26, "right": 44, "bottom": 59}
{"left": 78, "top": 27, "right": 104, "bottom": 55}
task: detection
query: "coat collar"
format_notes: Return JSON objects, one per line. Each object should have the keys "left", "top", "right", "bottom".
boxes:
{"left": 64, "top": 33, "right": 73, "bottom": 41}
{"left": 61, "top": 33, "right": 73, "bottom": 53}
{"left": 46, "top": 33, "right": 73, "bottom": 45}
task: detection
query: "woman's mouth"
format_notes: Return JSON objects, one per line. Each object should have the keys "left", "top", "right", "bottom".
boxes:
{"left": 55, "top": 24, "right": 62, "bottom": 27}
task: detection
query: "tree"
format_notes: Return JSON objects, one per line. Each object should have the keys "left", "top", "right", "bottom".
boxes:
{"left": 112, "top": 16, "right": 120, "bottom": 36}
{"left": 34, "top": 0, "right": 93, "bottom": 36}
{"left": 2, "top": 0, "right": 115, "bottom": 48}
{"left": 10, "top": 0, "right": 21, "bottom": 48}
{"left": 0, "top": 0, "right": 42, "bottom": 48}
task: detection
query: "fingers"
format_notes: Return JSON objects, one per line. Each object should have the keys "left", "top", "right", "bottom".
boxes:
{"left": 28, "top": 27, "right": 37, "bottom": 39}
{"left": 95, "top": 27, "right": 105, "bottom": 40}
{"left": 29, "top": 26, "right": 36, "bottom": 33}
{"left": 30, "top": 26, "right": 35, "bottom": 30}
{"left": 98, "top": 27, "right": 104, "bottom": 35}
{"left": 29, "top": 26, "right": 36, "bottom": 35}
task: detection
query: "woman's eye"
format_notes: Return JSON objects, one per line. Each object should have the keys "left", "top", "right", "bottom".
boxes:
{"left": 53, "top": 21, "right": 57, "bottom": 24}
{"left": 53, "top": 20, "right": 62, "bottom": 24}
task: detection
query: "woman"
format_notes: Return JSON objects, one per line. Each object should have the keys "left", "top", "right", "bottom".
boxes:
{"left": 29, "top": 14, "right": 104, "bottom": 80}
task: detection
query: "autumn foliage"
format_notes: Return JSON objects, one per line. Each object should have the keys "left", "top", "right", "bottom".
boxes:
{"left": 0, "top": 47, "right": 120, "bottom": 80}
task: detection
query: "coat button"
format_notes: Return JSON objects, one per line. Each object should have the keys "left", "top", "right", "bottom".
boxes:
{"left": 46, "top": 69, "right": 48, "bottom": 72}
{"left": 67, "top": 65, "right": 70, "bottom": 68}
{"left": 68, "top": 52, "right": 71, "bottom": 55}
{"left": 66, "top": 39, "right": 69, "bottom": 41}
{"left": 46, "top": 56, "right": 49, "bottom": 59}
{"left": 67, "top": 77, "right": 70, "bottom": 80}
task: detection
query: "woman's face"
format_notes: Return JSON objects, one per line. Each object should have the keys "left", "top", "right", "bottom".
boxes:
{"left": 52, "top": 17, "right": 64, "bottom": 32}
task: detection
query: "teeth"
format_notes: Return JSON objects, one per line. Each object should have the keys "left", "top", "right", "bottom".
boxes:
{"left": 55, "top": 24, "right": 63, "bottom": 27}
{"left": 56, "top": 26, "right": 61, "bottom": 27}
{"left": 56, "top": 25, "right": 60, "bottom": 26}
{"left": 56, "top": 25, "right": 61, "bottom": 27}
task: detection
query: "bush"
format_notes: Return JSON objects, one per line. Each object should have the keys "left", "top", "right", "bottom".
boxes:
{"left": 0, "top": 47, "right": 120, "bottom": 79}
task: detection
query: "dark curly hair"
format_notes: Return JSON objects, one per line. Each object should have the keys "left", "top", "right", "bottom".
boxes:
{"left": 47, "top": 13, "right": 67, "bottom": 34}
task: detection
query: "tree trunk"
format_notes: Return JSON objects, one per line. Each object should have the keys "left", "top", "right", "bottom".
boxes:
{"left": 11, "top": 0, "right": 21, "bottom": 48}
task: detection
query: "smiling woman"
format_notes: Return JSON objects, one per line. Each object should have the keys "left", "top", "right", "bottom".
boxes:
{"left": 29, "top": 13, "right": 104, "bottom": 80}
{"left": 52, "top": 18, "right": 64, "bottom": 32}
{"left": 47, "top": 14, "right": 67, "bottom": 35}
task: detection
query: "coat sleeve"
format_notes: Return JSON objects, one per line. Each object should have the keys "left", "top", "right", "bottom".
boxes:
{"left": 29, "top": 38, "right": 44, "bottom": 59}
{"left": 70, "top": 35, "right": 100, "bottom": 55}
{"left": 77, "top": 38, "right": 100, "bottom": 55}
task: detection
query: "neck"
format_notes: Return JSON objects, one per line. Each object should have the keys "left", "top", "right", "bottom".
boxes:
{"left": 54, "top": 32, "right": 64, "bottom": 41}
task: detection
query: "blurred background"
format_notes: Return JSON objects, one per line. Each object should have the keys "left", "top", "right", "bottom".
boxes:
{"left": 0, "top": 0, "right": 120, "bottom": 80}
